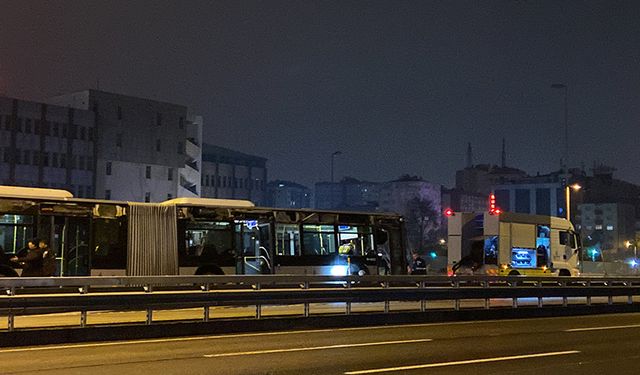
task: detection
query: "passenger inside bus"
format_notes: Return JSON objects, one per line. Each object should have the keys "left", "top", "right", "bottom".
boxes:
{"left": 338, "top": 240, "right": 355, "bottom": 255}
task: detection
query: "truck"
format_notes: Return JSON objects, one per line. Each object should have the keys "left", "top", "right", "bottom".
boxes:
{"left": 447, "top": 211, "right": 581, "bottom": 276}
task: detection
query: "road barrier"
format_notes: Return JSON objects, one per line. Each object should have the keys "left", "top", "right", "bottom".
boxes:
{"left": 2, "top": 275, "right": 640, "bottom": 333}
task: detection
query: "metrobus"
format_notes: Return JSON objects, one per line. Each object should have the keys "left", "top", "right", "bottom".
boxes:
{"left": 0, "top": 186, "right": 407, "bottom": 276}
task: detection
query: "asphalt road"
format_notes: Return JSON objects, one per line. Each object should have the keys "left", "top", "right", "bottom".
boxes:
{"left": 1, "top": 313, "right": 640, "bottom": 374}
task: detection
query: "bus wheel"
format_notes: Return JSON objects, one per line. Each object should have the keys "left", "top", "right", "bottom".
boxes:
{"left": 195, "top": 266, "right": 224, "bottom": 275}
{"left": 558, "top": 269, "right": 571, "bottom": 276}
{"left": 508, "top": 270, "right": 520, "bottom": 276}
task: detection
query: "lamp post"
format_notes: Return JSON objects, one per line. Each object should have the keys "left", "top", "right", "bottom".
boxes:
{"left": 564, "top": 183, "right": 581, "bottom": 221}
{"left": 331, "top": 151, "right": 342, "bottom": 183}
{"left": 551, "top": 83, "right": 569, "bottom": 169}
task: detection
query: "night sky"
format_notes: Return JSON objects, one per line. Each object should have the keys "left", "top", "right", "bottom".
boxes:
{"left": 1, "top": 1, "right": 639, "bottom": 188}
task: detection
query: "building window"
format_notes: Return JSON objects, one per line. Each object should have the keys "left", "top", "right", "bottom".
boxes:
{"left": 88, "top": 127, "right": 94, "bottom": 141}
{"left": 105, "top": 190, "right": 111, "bottom": 200}
{"left": 156, "top": 139, "right": 161, "bottom": 152}
{"left": 77, "top": 156, "right": 84, "bottom": 170}
{"left": 117, "top": 106, "right": 122, "bottom": 120}
{"left": 156, "top": 112, "right": 162, "bottom": 126}
{"left": 23, "top": 150, "right": 30, "bottom": 165}
{"left": 60, "top": 154, "right": 66, "bottom": 168}
{"left": 116, "top": 133, "right": 122, "bottom": 147}
{"left": 42, "top": 152, "right": 49, "bottom": 167}
{"left": 52, "top": 153, "right": 58, "bottom": 168}
{"left": 87, "top": 157, "right": 93, "bottom": 170}
{"left": 106, "top": 161, "right": 112, "bottom": 175}
{"left": 205, "top": 175, "right": 210, "bottom": 186}
{"left": 145, "top": 192, "right": 151, "bottom": 202}
{"left": 606, "top": 225, "right": 614, "bottom": 231}
{"left": 216, "top": 175, "right": 220, "bottom": 187}
{"left": 167, "top": 194, "right": 173, "bottom": 200}
{"left": 179, "top": 117, "right": 184, "bottom": 129}
{"left": 146, "top": 166, "right": 151, "bottom": 179}
{"left": 24, "top": 119, "right": 31, "bottom": 133}
{"left": 53, "top": 122, "right": 59, "bottom": 137}
{"left": 595, "top": 225, "right": 603, "bottom": 230}
{"left": 177, "top": 142, "right": 183, "bottom": 154}
{"left": 168, "top": 168, "right": 173, "bottom": 181}
{"left": 79, "top": 126, "right": 86, "bottom": 140}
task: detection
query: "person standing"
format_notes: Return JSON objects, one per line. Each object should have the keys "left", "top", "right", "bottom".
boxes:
{"left": 10, "top": 239, "right": 45, "bottom": 277}
{"left": 408, "top": 251, "right": 427, "bottom": 275}
{"left": 39, "top": 239, "right": 56, "bottom": 276}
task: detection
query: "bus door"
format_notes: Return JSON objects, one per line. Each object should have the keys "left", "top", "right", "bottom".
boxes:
{"left": 39, "top": 215, "right": 91, "bottom": 276}
{"left": 235, "top": 219, "right": 272, "bottom": 274}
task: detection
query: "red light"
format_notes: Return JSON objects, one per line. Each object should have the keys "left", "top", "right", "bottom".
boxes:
{"left": 492, "top": 208, "right": 502, "bottom": 215}
{"left": 444, "top": 208, "right": 454, "bottom": 217}
{"left": 489, "top": 193, "right": 496, "bottom": 211}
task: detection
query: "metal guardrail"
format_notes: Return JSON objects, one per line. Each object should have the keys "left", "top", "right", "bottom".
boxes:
{"left": 2, "top": 275, "right": 640, "bottom": 332}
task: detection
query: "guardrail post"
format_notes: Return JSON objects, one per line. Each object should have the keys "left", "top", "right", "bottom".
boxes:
{"left": 145, "top": 284, "right": 153, "bottom": 325}
{"left": 346, "top": 277, "right": 352, "bottom": 315}
{"left": 383, "top": 281, "right": 390, "bottom": 313}
{"left": 7, "top": 287, "right": 15, "bottom": 332}
{"left": 511, "top": 280, "right": 518, "bottom": 309}
{"left": 255, "top": 283, "right": 262, "bottom": 319}
{"left": 628, "top": 281, "right": 634, "bottom": 305}
{"left": 454, "top": 280, "right": 460, "bottom": 311}
{"left": 80, "top": 286, "right": 88, "bottom": 327}
{"left": 586, "top": 280, "right": 592, "bottom": 306}
{"left": 420, "top": 281, "right": 426, "bottom": 312}
{"left": 303, "top": 281, "right": 310, "bottom": 317}
{"left": 561, "top": 281, "right": 568, "bottom": 307}
{"left": 203, "top": 283, "right": 210, "bottom": 322}
{"left": 483, "top": 281, "right": 490, "bottom": 309}
{"left": 537, "top": 281, "right": 543, "bottom": 308}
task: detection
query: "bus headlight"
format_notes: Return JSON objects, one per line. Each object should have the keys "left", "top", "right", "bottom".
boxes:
{"left": 330, "top": 265, "right": 348, "bottom": 276}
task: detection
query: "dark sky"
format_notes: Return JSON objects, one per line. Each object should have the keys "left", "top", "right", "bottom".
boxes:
{"left": 1, "top": 1, "right": 639, "bottom": 187}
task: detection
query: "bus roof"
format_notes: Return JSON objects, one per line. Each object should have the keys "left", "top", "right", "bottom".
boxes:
{"left": 0, "top": 185, "right": 74, "bottom": 200}
{"left": 161, "top": 197, "right": 255, "bottom": 208}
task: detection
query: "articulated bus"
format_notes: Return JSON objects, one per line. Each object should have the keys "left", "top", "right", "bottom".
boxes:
{"left": 0, "top": 186, "right": 407, "bottom": 277}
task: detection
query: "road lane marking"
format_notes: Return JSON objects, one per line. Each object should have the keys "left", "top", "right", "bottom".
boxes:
{"left": 566, "top": 324, "right": 640, "bottom": 332}
{"left": 203, "top": 338, "right": 432, "bottom": 358}
{"left": 0, "top": 325, "right": 435, "bottom": 354}
{"left": 344, "top": 350, "right": 581, "bottom": 374}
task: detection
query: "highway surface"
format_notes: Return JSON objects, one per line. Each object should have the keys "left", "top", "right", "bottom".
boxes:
{"left": 1, "top": 313, "right": 640, "bottom": 374}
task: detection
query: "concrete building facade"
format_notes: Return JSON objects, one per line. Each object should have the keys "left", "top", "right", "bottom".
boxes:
{"left": 48, "top": 90, "right": 201, "bottom": 201}
{"left": 266, "top": 180, "right": 312, "bottom": 209}
{"left": 0, "top": 96, "right": 95, "bottom": 197}
{"left": 200, "top": 144, "right": 267, "bottom": 205}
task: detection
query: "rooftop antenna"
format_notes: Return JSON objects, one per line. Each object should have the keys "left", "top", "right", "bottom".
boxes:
{"left": 466, "top": 142, "right": 473, "bottom": 168}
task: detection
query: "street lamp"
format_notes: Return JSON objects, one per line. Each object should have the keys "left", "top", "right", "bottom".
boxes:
{"left": 564, "top": 183, "right": 581, "bottom": 221}
{"left": 551, "top": 83, "right": 569, "bottom": 169}
{"left": 331, "top": 151, "right": 342, "bottom": 183}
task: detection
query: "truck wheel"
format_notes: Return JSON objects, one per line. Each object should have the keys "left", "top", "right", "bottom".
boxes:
{"left": 558, "top": 269, "right": 571, "bottom": 276}
{"left": 508, "top": 270, "right": 520, "bottom": 276}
